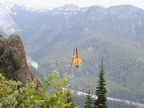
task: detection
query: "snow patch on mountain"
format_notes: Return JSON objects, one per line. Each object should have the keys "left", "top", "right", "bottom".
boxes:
{"left": 27, "top": 56, "right": 38, "bottom": 69}
{"left": 52, "top": 4, "right": 82, "bottom": 15}
{"left": 0, "top": 7, "right": 19, "bottom": 35}
{"left": 0, "top": 1, "right": 53, "bottom": 12}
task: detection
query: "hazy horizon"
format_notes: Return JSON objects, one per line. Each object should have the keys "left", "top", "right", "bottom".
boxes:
{"left": 0, "top": 0, "right": 144, "bottom": 9}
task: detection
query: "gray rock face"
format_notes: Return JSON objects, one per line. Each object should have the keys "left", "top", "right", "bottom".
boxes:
{"left": 0, "top": 35, "right": 41, "bottom": 88}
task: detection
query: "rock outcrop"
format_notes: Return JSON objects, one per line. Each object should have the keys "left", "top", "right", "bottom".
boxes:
{"left": 0, "top": 35, "right": 41, "bottom": 88}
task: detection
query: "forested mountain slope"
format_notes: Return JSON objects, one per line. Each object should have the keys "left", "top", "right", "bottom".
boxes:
{"left": 1, "top": 3, "right": 144, "bottom": 103}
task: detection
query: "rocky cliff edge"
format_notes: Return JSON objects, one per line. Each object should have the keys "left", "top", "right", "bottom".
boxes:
{"left": 0, "top": 35, "right": 41, "bottom": 88}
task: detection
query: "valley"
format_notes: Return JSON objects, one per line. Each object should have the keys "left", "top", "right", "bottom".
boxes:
{"left": 1, "top": 2, "right": 144, "bottom": 107}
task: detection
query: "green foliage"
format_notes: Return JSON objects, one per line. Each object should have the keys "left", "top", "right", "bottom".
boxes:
{"left": 0, "top": 74, "right": 21, "bottom": 108}
{"left": 94, "top": 59, "right": 108, "bottom": 108}
{"left": 0, "top": 73, "right": 77, "bottom": 108}
{"left": 83, "top": 85, "right": 94, "bottom": 108}
{"left": 65, "top": 90, "right": 77, "bottom": 108}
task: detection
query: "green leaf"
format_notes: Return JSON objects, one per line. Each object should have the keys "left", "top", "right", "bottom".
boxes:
{"left": 31, "top": 95, "right": 42, "bottom": 101}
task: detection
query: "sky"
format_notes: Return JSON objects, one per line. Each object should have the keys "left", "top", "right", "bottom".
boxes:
{"left": 0, "top": 0, "right": 144, "bottom": 9}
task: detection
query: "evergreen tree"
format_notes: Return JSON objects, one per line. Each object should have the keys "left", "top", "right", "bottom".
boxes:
{"left": 66, "top": 90, "right": 76, "bottom": 108}
{"left": 94, "top": 59, "right": 108, "bottom": 108}
{"left": 83, "top": 85, "right": 94, "bottom": 108}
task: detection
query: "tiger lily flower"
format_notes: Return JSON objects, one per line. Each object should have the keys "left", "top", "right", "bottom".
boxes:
{"left": 73, "top": 47, "right": 82, "bottom": 68}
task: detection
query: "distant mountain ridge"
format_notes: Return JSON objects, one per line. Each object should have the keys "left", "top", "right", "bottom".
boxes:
{"left": 0, "top": 1, "right": 53, "bottom": 12}
{"left": 1, "top": 3, "right": 144, "bottom": 104}
{"left": 1, "top": 2, "right": 144, "bottom": 36}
